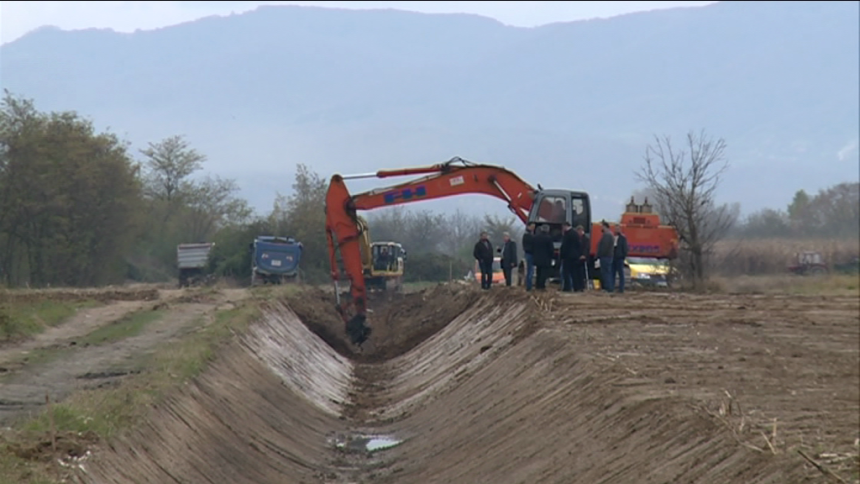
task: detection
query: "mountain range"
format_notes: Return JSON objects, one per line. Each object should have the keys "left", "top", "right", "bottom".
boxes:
{"left": 1, "top": 1, "right": 858, "bottom": 221}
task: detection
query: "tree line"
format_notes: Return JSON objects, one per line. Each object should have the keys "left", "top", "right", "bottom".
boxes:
{"left": 0, "top": 92, "right": 856, "bottom": 288}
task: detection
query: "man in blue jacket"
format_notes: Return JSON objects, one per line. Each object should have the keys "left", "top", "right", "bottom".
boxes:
{"left": 521, "top": 223, "right": 535, "bottom": 291}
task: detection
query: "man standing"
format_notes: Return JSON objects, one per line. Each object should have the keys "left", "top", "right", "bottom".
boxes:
{"left": 473, "top": 231, "right": 494, "bottom": 290}
{"left": 521, "top": 223, "right": 535, "bottom": 291}
{"left": 559, "top": 223, "right": 576, "bottom": 292}
{"left": 560, "top": 222, "right": 585, "bottom": 292}
{"left": 596, "top": 221, "right": 615, "bottom": 293}
{"left": 611, "top": 224, "right": 629, "bottom": 293}
{"left": 532, "top": 225, "right": 554, "bottom": 290}
{"left": 574, "top": 225, "right": 588, "bottom": 292}
{"left": 500, "top": 232, "right": 518, "bottom": 287}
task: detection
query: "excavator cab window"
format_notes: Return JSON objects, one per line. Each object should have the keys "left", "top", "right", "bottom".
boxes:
{"left": 528, "top": 190, "right": 591, "bottom": 235}
{"left": 373, "top": 245, "right": 392, "bottom": 271}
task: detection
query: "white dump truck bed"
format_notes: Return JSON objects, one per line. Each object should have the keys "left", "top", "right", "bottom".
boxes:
{"left": 177, "top": 243, "right": 214, "bottom": 269}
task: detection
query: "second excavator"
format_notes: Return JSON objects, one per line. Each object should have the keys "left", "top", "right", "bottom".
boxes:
{"left": 325, "top": 157, "right": 679, "bottom": 345}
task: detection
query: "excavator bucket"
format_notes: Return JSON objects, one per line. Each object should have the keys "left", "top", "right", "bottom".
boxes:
{"left": 346, "top": 314, "right": 372, "bottom": 346}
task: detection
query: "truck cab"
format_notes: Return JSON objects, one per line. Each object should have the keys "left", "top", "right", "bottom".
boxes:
{"left": 250, "top": 236, "right": 303, "bottom": 286}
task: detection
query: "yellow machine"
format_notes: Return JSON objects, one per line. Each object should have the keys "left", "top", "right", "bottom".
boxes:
{"left": 356, "top": 215, "right": 407, "bottom": 292}
{"left": 626, "top": 257, "right": 670, "bottom": 287}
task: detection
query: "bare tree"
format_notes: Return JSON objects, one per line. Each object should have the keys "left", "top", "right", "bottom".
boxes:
{"left": 636, "top": 130, "right": 738, "bottom": 288}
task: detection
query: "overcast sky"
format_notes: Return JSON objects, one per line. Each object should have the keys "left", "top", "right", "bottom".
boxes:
{"left": 1, "top": 1, "right": 717, "bottom": 45}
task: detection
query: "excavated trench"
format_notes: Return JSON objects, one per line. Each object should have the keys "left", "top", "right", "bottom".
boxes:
{"left": 80, "top": 285, "right": 803, "bottom": 483}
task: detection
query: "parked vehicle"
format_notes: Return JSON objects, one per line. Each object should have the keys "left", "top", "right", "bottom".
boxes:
{"left": 834, "top": 256, "right": 860, "bottom": 274}
{"left": 177, "top": 243, "right": 215, "bottom": 288}
{"left": 250, "top": 236, "right": 303, "bottom": 286}
{"left": 626, "top": 257, "right": 669, "bottom": 288}
{"left": 787, "top": 251, "right": 828, "bottom": 276}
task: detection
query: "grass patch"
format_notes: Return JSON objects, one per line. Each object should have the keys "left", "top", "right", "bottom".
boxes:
{"left": 76, "top": 308, "right": 164, "bottom": 346}
{"left": 0, "top": 298, "right": 261, "bottom": 484}
{"left": 0, "top": 300, "right": 99, "bottom": 343}
{"left": 248, "top": 283, "right": 304, "bottom": 301}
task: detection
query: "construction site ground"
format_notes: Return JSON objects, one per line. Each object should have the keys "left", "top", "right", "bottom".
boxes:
{"left": 0, "top": 279, "right": 857, "bottom": 483}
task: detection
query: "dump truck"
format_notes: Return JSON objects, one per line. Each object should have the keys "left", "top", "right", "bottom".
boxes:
{"left": 250, "top": 236, "right": 303, "bottom": 286}
{"left": 177, "top": 243, "right": 215, "bottom": 288}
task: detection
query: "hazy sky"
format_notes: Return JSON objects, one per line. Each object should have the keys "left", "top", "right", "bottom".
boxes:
{"left": 1, "top": 1, "right": 717, "bottom": 45}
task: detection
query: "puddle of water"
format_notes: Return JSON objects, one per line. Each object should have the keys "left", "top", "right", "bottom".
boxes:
{"left": 328, "top": 432, "right": 403, "bottom": 453}
{"left": 365, "top": 437, "right": 401, "bottom": 452}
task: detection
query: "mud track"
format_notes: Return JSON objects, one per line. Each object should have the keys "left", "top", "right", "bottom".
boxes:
{"left": 0, "top": 288, "right": 248, "bottom": 424}
{"left": 75, "top": 284, "right": 859, "bottom": 483}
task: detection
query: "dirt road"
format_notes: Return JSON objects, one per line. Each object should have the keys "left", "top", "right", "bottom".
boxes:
{"left": 75, "top": 284, "right": 858, "bottom": 484}
{"left": 0, "top": 287, "right": 249, "bottom": 425}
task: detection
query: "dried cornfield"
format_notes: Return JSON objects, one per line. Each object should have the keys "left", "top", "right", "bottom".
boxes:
{"left": 709, "top": 238, "right": 860, "bottom": 276}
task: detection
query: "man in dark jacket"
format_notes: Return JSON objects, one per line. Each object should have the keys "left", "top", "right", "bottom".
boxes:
{"left": 596, "top": 221, "right": 615, "bottom": 292}
{"left": 575, "top": 225, "right": 588, "bottom": 292}
{"left": 611, "top": 225, "right": 629, "bottom": 293}
{"left": 521, "top": 223, "right": 536, "bottom": 291}
{"left": 500, "top": 232, "right": 518, "bottom": 287}
{"left": 473, "top": 231, "right": 494, "bottom": 289}
{"left": 560, "top": 222, "right": 585, "bottom": 292}
{"left": 532, "top": 225, "right": 555, "bottom": 290}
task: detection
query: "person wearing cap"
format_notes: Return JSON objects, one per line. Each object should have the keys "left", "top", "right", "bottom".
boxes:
{"left": 596, "top": 221, "right": 615, "bottom": 292}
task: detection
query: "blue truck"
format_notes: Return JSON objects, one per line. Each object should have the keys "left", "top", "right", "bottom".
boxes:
{"left": 250, "top": 236, "right": 303, "bottom": 286}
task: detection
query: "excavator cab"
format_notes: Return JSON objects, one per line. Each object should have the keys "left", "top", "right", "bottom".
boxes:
{"left": 527, "top": 190, "right": 591, "bottom": 278}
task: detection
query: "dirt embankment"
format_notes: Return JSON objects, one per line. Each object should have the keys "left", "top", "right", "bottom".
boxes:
{"left": 74, "top": 285, "right": 859, "bottom": 484}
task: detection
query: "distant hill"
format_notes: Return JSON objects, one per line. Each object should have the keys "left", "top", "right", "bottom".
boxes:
{"left": 2, "top": 1, "right": 858, "bottom": 220}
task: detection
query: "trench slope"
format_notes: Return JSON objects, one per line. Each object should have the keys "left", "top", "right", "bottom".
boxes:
{"left": 81, "top": 287, "right": 806, "bottom": 483}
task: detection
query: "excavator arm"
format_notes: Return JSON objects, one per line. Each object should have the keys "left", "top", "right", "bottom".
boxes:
{"left": 325, "top": 157, "right": 538, "bottom": 344}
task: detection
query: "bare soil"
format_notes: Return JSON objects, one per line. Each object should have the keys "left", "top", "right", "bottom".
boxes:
{"left": 5, "top": 283, "right": 858, "bottom": 483}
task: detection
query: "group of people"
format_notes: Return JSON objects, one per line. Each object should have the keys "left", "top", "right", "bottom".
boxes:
{"left": 473, "top": 221, "right": 629, "bottom": 293}
{"left": 472, "top": 231, "right": 520, "bottom": 289}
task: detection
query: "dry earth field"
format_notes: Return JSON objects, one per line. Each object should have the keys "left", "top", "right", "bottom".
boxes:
{"left": 0, "top": 276, "right": 857, "bottom": 484}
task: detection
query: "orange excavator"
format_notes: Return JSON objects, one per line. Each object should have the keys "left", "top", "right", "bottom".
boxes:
{"left": 325, "top": 157, "right": 679, "bottom": 345}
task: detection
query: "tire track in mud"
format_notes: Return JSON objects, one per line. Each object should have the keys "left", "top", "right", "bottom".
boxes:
{"left": 76, "top": 285, "right": 831, "bottom": 483}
